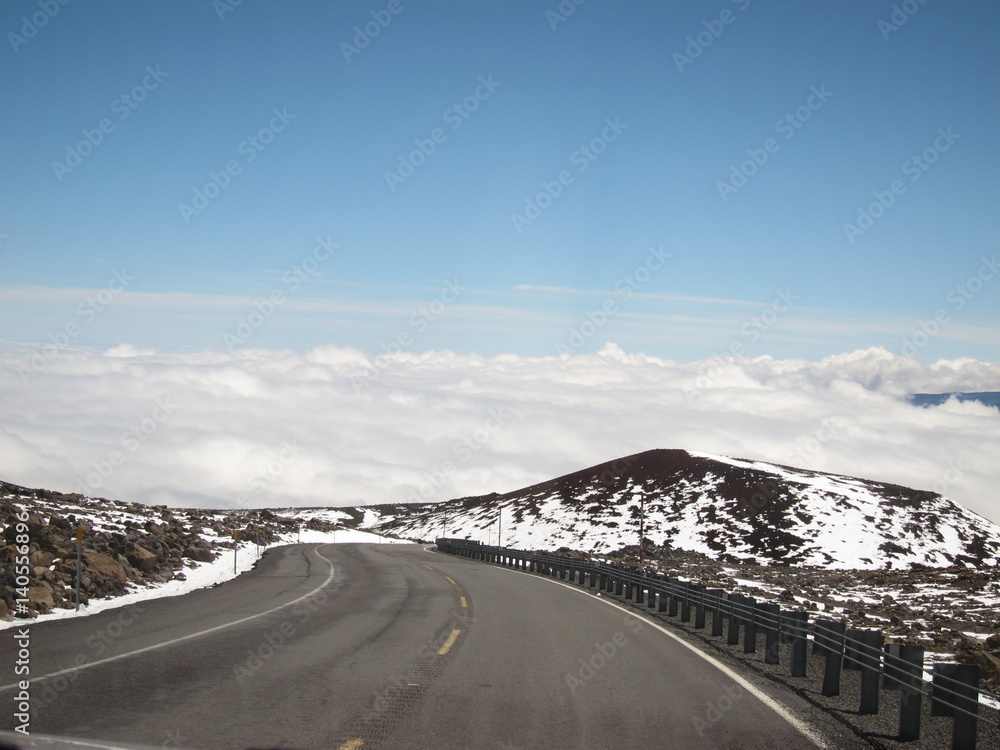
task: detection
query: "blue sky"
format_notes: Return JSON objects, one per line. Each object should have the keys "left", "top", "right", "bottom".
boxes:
{"left": 2, "top": 0, "right": 999, "bottom": 362}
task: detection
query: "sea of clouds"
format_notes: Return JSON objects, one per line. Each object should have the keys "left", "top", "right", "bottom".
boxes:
{"left": 1, "top": 342, "right": 998, "bottom": 526}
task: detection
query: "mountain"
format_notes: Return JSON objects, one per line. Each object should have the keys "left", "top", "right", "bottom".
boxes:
{"left": 908, "top": 391, "right": 1000, "bottom": 411}
{"left": 355, "top": 449, "right": 1000, "bottom": 570}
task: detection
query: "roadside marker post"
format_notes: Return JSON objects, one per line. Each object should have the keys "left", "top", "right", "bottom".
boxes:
{"left": 233, "top": 530, "right": 239, "bottom": 574}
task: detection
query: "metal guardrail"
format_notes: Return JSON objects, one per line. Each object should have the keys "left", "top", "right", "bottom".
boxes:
{"left": 436, "top": 538, "right": 996, "bottom": 750}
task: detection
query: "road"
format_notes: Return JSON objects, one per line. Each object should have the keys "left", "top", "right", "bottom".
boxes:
{"left": 0, "top": 543, "right": 837, "bottom": 749}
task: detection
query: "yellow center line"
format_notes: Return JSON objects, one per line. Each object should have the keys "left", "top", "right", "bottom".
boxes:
{"left": 422, "top": 564, "right": 434, "bottom": 570}
{"left": 338, "top": 740, "right": 364, "bottom": 750}
{"left": 438, "top": 628, "right": 461, "bottom": 655}
{"left": 444, "top": 576, "right": 456, "bottom": 584}
{"left": 459, "top": 596, "right": 467, "bottom": 608}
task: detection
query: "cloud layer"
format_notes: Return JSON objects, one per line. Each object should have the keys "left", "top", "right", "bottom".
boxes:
{"left": 1, "top": 342, "right": 998, "bottom": 527}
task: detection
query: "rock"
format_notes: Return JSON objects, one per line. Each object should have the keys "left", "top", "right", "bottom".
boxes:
{"left": 27, "top": 582, "right": 55, "bottom": 612}
{"left": 31, "top": 549, "right": 55, "bottom": 568}
{"left": 183, "top": 547, "right": 214, "bottom": 563}
{"left": 127, "top": 545, "right": 160, "bottom": 574}
{"left": 82, "top": 551, "right": 127, "bottom": 582}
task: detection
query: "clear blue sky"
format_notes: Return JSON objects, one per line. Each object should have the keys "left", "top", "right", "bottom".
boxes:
{"left": 2, "top": 0, "right": 998, "bottom": 362}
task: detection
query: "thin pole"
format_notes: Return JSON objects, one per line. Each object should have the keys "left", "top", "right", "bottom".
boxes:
{"left": 75, "top": 527, "right": 83, "bottom": 611}
{"left": 638, "top": 493, "right": 645, "bottom": 572}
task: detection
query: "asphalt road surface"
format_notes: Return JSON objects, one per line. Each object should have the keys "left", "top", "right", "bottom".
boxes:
{"left": 0, "top": 543, "right": 840, "bottom": 749}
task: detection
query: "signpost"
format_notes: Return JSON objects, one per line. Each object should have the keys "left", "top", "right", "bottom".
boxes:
{"left": 233, "top": 530, "right": 239, "bottom": 574}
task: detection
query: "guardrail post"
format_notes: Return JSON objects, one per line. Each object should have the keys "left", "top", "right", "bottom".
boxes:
{"left": 668, "top": 579, "right": 681, "bottom": 617}
{"left": 883, "top": 644, "right": 902, "bottom": 689}
{"left": 707, "top": 589, "right": 723, "bottom": 636}
{"left": 844, "top": 628, "right": 863, "bottom": 671}
{"left": 859, "top": 629, "right": 883, "bottom": 714}
{"left": 655, "top": 576, "right": 667, "bottom": 612}
{"left": 743, "top": 597, "right": 758, "bottom": 653}
{"left": 779, "top": 611, "right": 793, "bottom": 644}
{"left": 680, "top": 581, "right": 692, "bottom": 622}
{"left": 727, "top": 594, "right": 741, "bottom": 645}
{"left": 764, "top": 603, "right": 780, "bottom": 664}
{"left": 951, "top": 663, "right": 979, "bottom": 750}
{"left": 646, "top": 575, "right": 657, "bottom": 608}
{"left": 932, "top": 664, "right": 959, "bottom": 717}
{"left": 817, "top": 619, "right": 846, "bottom": 697}
{"left": 635, "top": 572, "right": 646, "bottom": 604}
{"left": 897, "top": 644, "right": 924, "bottom": 741}
{"left": 693, "top": 585, "right": 707, "bottom": 629}
{"left": 788, "top": 611, "right": 808, "bottom": 677}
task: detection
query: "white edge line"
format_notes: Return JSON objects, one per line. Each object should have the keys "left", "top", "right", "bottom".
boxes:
{"left": 0, "top": 546, "right": 338, "bottom": 692}
{"left": 439, "top": 553, "right": 831, "bottom": 750}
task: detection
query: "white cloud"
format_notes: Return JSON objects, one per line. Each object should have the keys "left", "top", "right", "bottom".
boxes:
{"left": 1, "top": 343, "right": 998, "bottom": 528}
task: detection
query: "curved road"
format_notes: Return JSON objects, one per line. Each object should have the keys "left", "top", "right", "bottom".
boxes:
{"left": 0, "top": 544, "right": 844, "bottom": 749}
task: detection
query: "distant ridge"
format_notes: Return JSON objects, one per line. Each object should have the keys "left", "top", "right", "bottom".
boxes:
{"left": 908, "top": 391, "right": 1000, "bottom": 411}
{"left": 359, "top": 449, "right": 1000, "bottom": 570}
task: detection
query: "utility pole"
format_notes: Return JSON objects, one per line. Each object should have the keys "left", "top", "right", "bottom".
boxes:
{"left": 638, "top": 493, "right": 645, "bottom": 573}
{"left": 498, "top": 509, "right": 502, "bottom": 549}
